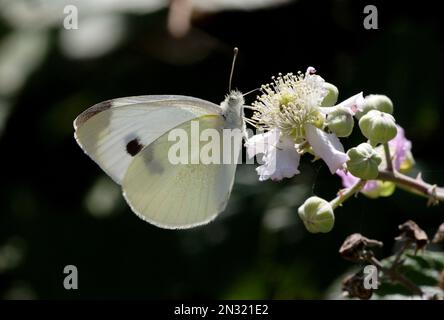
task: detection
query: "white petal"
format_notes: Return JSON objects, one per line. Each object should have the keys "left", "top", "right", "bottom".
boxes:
{"left": 320, "top": 92, "right": 364, "bottom": 115}
{"left": 244, "top": 129, "right": 278, "bottom": 159}
{"left": 305, "top": 124, "right": 349, "bottom": 174}
{"left": 252, "top": 131, "right": 300, "bottom": 181}
{"left": 336, "top": 92, "right": 365, "bottom": 114}
{"left": 271, "top": 135, "right": 301, "bottom": 181}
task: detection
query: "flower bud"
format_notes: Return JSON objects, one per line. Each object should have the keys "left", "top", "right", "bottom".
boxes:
{"left": 321, "top": 82, "right": 339, "bottom": 107}
{"left": 359, "top": 110, "right": 397, "bottom": 145}
{"left": 298, "top": 196, "right": 334, "bottom": 233}
{"left": 346, "top": 143, "right": 382, "bottom": 180}
{"left": 326, "top": 106, "right": 354, "bottom": 137}
{"left": 355, "top": 94, "right": 394, "bottom": 119}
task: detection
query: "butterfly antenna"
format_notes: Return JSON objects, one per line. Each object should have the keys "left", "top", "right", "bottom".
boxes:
{"left": 229, "top": 47, "right": 239, "bottom": 92}
{"left": 242, "top": 87, "right": 260, "bottom": 97}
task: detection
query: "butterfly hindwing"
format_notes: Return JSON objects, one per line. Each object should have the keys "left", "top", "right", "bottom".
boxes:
{"left": 122, "top": 115, "right": 241, "bottom": 229}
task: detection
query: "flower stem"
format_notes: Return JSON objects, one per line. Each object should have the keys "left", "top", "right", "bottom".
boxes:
{"left": 330, "top": 179, "right": 367, "bottom": 209}
{"left": 383, "top": 143, "right": 394, "bottom": 172}
{"left": 377, "top": 170, "right": 444, "bottom": 203}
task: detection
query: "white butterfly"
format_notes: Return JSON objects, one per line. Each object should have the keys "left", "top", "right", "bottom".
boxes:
{"left": 74, "top": 51, "right": 246, "bottom": 229}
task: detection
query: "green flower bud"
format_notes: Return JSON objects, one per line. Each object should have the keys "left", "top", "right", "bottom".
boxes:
{"left": 321, "top": 82, "right": 339, "bottom": 107}
{"left": 298, "top": 196, "right": 335, "bottom": 233}
{"left": 355, "top": 94, "right": 394, "bottom": 119}
{"left": 346, "top": 143, "right": 382, "bottom": 180}
{"left": 359, "top": 110, "right": 397, "bottom": 145}
{"left": 326, "top": 106, "right": 355, "bottom": 137}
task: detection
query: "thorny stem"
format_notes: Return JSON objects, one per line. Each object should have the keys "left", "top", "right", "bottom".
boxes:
{"left": 377, "top": 170, "right": 444, "bottom": 203}
{"left": 328, "top": 168, "right": 444, "bottom": 210}
{"left": 330, "top": 179, "right": 366, "bottom": 209}
{"left": 330, "top": 134, "right": 444, "bottom": 207}
{"left": 383, "top": 142, "right": 394, "bottom": 172}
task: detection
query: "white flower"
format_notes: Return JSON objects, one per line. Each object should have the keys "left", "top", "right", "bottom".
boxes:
{"left": 247, "top": 67, "right": 361, "bottom": 181}
{"left": 305, "top": 124, "right": 349, "bottom": 173}
{"left": 245, "top": 129, "right": 300, "bottom": 181}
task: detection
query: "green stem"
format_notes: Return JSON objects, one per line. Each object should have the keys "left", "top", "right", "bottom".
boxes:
{"left": 383, "top": 143, "right": 394, "bottom": 172}
{"left": 377, "top": 170, "right": 444, "bottom": 203}
{"left": 330, "top": 179, "right": 367, "bottom": 209}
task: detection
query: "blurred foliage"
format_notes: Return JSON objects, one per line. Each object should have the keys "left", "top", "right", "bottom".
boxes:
{"left": 377, "top": 250, "right": 444, "bottom": 298}
{"left": 0, "top": 0, "right": 443, "bottom": 299}
{"left": 327, "top": 249, "right": 444, "bottom": 299}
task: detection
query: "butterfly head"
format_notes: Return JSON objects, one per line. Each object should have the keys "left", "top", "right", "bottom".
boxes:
{"left": 221, "top": 90, "right": 244, "bottom": 115}
{"left": 228, "top": 90, "right": 245, "bottom": 108}
{"left": 220, "top": 90, "right": 245, "bottom": 129}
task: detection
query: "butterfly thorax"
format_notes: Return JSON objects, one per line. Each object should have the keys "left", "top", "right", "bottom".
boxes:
{"left": 220, "top": 90, "right": 244, "bottom": 130}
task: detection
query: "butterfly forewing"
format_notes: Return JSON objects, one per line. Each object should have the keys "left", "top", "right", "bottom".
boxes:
{"left": 74, "top": 96, "right": 221, "bottom": 183}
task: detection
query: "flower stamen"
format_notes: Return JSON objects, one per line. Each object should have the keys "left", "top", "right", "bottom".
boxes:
{"left": 250, "top": 71, "right": 327, "bottom": 141}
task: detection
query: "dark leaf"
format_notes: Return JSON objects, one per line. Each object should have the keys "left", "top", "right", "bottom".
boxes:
{"left": 432, "top": 223, "right": 444, "bottom": 244}
{"left": 339, "top": 233, "right": 383, "bottom": 262}
{"left": 396, "top": 220, "right": 429, "bottom": 252}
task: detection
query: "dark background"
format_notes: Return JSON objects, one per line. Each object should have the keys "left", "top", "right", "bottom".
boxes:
{"left": 0, "top": 0, "right": 443, "bottom": 299}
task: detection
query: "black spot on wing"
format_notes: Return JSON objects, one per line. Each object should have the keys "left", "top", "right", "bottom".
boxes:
{"left": 126, "top": 138, "right": 144, "bottom": 156}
